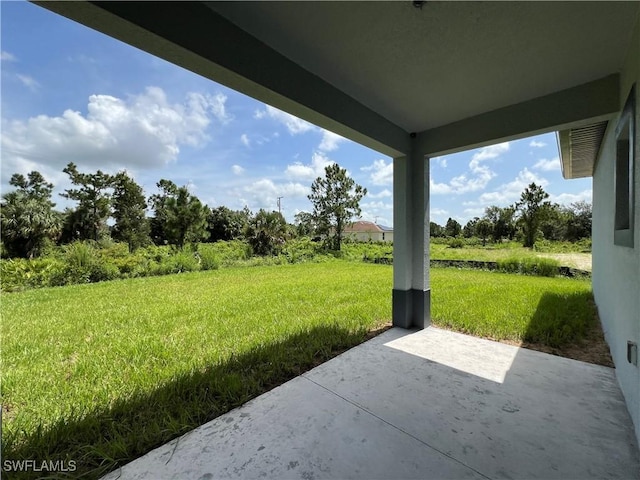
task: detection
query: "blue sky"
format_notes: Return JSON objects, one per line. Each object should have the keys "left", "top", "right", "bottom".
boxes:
{"left": 1, "top": 1, "right": 592, "bottom": 227}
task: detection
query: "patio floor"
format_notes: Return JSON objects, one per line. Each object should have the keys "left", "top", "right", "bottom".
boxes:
{"left": 103, "top": 326, "right": 639, "bottom": 479}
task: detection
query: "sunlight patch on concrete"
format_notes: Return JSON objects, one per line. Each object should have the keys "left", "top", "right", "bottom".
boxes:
{"left": 383, "top": 326, "right": 518, "bottom": 383}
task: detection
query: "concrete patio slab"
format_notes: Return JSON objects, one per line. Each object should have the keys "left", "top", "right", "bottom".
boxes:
{"left": 103, "top": 327, "right": 639, "bottom": 480}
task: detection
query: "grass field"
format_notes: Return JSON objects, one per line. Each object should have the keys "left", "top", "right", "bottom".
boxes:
{"left": 1, "top": 261, "right": 595, "bottom": 478}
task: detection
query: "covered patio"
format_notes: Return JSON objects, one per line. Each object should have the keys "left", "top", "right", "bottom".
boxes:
{"left": 34, "top": 2, "right": 640, "bottom": 477}
{"left": 102, "top": 327, "right": 639, "bottom": 479}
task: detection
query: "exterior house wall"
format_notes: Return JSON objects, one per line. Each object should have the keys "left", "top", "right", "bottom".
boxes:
{"left": 347, "top": 231, "right": 393, "bottom": 243}
{"left": 593, "top": 14, "right": 640, "bottom": 442}
{"left": 349, "top": 232, "right": 384, "bottom": 242}
{"left": 343, "top": 222, "right": 394, "bottom": 243}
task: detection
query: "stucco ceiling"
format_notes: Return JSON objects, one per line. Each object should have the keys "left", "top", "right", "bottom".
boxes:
{"left": 207, "top": 1, "right": 639, "bottom": 133}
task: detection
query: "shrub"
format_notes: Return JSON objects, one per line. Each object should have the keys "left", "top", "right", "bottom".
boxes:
{"left": 496, "top": 256, "right": 559, "bottom": 277}
{"left": 195, "top": 245, "right": 220, "bottom": 271}
{"left": 448, "top": 238, "right": 464, "bottom": 249}
{"left": 535, "top": 258, "right": 561, "bottom": 277}
{"left": 50, "top": 241, "right": 122, "bottom": 285}
{"left": 162, "top": 249, "right": 201, "bottom": 274}
{"left": 282, "top": 237, "right": 322, "bottom": 263}
{"left": 0, "top": 257, "right": 64, "bottom": 291}
{"left": 112, "top": 254, "right": 150, "bottom": 277}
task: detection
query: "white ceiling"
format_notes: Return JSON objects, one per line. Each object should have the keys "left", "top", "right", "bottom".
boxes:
{"left": 208, "top": 1, "right": 638, "bottom": 133}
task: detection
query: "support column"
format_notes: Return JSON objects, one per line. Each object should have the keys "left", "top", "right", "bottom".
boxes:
{"left": 392, "top": 146, "right": 430, "bottom": 328}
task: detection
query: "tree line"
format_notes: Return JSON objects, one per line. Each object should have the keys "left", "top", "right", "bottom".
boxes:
{"left": 1, "top": 163, "right": 589, "bottom": 261}
{"left": 431, "top": 183, "right": 591, "bottom": 247}
{"left": 1, "top": 162, "right": 366, "bottom": 259}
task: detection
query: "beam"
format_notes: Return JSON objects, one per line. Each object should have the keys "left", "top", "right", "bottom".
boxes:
{"left": 33, "top": 1, "right": 410, "bottom": 157}
{"left": 417, "top": 74, "right": 620, "bottom": 157}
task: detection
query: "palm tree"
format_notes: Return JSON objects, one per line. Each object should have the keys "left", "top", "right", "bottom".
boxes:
{"left": 1, "top": 192, "right": 61, "bottom": 258}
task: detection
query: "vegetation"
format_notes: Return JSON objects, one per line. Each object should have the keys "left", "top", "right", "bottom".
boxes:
{"left": 2, "top": 262, "right": 391, "bottom": 479}
{"left": 433, "top": 184, "right": 592, "bottom": 249}
{"left": 516, "top": 182, "right": 550, "bottom": 248}
{"left": 444, "top": 217, "right": 462, "bottom": 237}
{"left": 245, "top": 209, "right": 289, "bottom": 256}
{"left": 60, "top": 162, "right": 114, "bottom": 242}
{"left": 111, "top": 171, "right": 150, "bottom": 252}
{"left": 0, "top": 172, "right": 61, "bottom": 258}
{"left": 1, "top": 236, "right": 593, "bottom": 293}
{"left": 207, "top": 206, "right": 251, "bottom": 242}
{"left": 308, "top": 163, "right": 367, "bottom": 251}
{"left": 149, "top": 179, "right": 209, "bottom": 248}
{"left": 2, "top": 164, "right": 591, "bottom": 267}
{"left": 431, "top": 267, "right": 595, "bottom": 346}
{"left": 2, "top": 261, "right": 595, "bottom": 479}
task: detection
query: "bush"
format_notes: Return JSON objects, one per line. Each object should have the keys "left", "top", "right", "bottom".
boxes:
{"left": 0, "top": 257, "right": 64, "bottom": 291}
{"left": 448, "top": 238, "right": 464, "bottom": 249}
{"left": 195, "top": 244, "right": 221, "bottom": 271}
{"left": 496, "top": 256, "right": 560, "bottom": 277}
{"left": 162, "top": 249, "right": 201, "bottom": 274}
{"left": 50, "top": 242, "right": 122, "bottom": 285}
{"left": 199, "top": 240, "right": 252, "bottom": 266}
{"left": 282, "top": 237, "right": 322, "bottom": 263}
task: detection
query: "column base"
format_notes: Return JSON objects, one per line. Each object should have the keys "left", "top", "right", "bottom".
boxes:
{"left": 392, "top": 288, "right": 431, "bottom": 329}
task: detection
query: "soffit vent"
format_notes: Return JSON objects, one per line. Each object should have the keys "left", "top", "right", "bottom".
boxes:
{"left": 558, "top": 121, "right": 608, "bottom": 179}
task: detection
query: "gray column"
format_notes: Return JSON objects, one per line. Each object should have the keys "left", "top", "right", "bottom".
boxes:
{"left": 392, "top": 146, "right": 430, "bottom": 328}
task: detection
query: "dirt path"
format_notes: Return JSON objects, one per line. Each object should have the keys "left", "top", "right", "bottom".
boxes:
{"left": 535, "top": 252, "right": 592, "bottom": 271}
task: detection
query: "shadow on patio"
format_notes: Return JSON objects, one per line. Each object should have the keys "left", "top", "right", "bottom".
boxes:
{"left": 3, "top": 325, "right": 381, "bottom": 479}
{"left": 97, "top": 322, "right": 638, "bottom": 479}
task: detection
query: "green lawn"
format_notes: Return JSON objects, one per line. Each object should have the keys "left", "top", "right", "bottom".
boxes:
{"left": 1, "top": 261, "right": 594, "bottom": 478}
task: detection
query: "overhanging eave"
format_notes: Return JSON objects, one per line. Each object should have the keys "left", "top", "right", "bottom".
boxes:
{"left": 417, "top": 74, "right": 620, "bottom": 158}
{"left": 558, "top": 121, "right": 609, "bottom": 179}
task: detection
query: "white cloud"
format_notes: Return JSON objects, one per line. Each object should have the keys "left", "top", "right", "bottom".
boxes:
{"left": 433, "top": 157, "right": 447, "bottom": 168}
{"left": 529, "top": 140, "right": 547, "bottom": 148}
{"left": 478, "top": 168, "right": 549, "bottom": 205}
{"left": 254, "top": 105, "right": 347, "bottom": 152}
{"left": 463, "top": 207, "right": 485, "bottom": 217}
{"left": 1, "top": 51, "right": 16, "bottom": 61}
{"left": 1, "top": 87, "right": 228, "bottom": 179}
{"left": 360, "top": 200, "right": 393, "bottom": 226}
{"left": 550, "top": 189, "right": 592, "bottom": 205}
{"left": 242, "top": 178, "right": 309, "bottom": 210}
{"left": 285, "top": 151, "right": 334, "bottom": 181}
{"left": 16, "top": 74, "right": 39, "bottom": 91}
{"left": 533, "top": 157, "right": 560, "bottom": 172}
{"left": 231, "top": 165, "right": 245, "bottom": 175}
{"left": 254, "top": 105, "right": 314, "bottom": 135}
{"left": 318, "top": 130, "right": 345, "bottom": 152}
{"left": 431, "top": 208, "right": 449, "bottom": 218}
{"left": 361, "top": 158, "right": 393, "bottom": 186}
{"left": 240, "top": 134, "right": 250, "bottom": 147}
{"left": 471, "top": 142, "right": 510, "bottom": 162}
{"left": 430, "top": 142, "right": 509, "bottom": 195}
{"left": 207, "top": 92, "right": 231, "bottom": 124}
{"left": 368, "top": 189, "right": 392, "bottom": 199}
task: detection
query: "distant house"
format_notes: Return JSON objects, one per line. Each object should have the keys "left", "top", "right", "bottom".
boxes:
{"left": 344, "top": 221, "right": 393, "bottom": 243}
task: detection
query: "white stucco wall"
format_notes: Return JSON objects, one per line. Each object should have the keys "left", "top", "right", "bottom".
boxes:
{"left": 593, "top": 14, "right": 640, "bottom": 442}
{"left": 346, "top": 231, "right": 393, "bottom": 243}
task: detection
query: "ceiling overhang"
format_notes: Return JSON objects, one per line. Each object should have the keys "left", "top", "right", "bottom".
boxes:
{"left": 558, "top": 122, "right": 610, "bottom": 179}
{"left": 32, "top": 1, "right": 639, "bottom": 159}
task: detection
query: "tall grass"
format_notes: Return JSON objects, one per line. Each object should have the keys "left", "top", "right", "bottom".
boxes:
{"left": 430, "top": 267, "right": 594, "bottom": 345}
